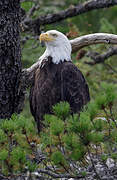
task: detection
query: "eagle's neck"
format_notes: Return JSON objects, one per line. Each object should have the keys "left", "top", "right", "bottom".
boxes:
{"left": 39, "top": 44, "right": 71, "bottom": 65}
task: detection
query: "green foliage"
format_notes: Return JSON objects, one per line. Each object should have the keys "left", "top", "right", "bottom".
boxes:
{"left": 50, "top": 119, "right": 64, "bottom": 136}
{"left": 0, "top": 83, "right": 117, "bottom": 178}
{"left": 88, "top": 132, "right": 104, "bottom": 144}
{"left": 0, "top": 150, "right": 8, "bottom": 161}
{"left": 95, "top": 83, "right": 117, "bottom": 109}
{"left": 101, "top": 83, "right": 117, "bottom": 105}
{"left": 67, "top": 114, "right": 80, "bottom": 133}
{"left": 77, "top": 111, "right": 92, "bottom": 133}
{"left": 21, "top": 2, "right": 34, "bottom": 12}
{"left": 40, "top": 83, "right": 117, "bottom": 172}
{"left": 26, "top": 161, "right": 38, "bottom": 172}
{"left": 70, "top": 148, "right": 84, "bottom": 161}
{"left": 95, "top": 94, "right": 107, "bottom": 109}
{"left": 101, "top": 154, "right": 108, "bottom": 162}
{"left": 52, "top": 101, "right": 70, "bottom": 119}
{"left": 0, "top": 115, "right": 39, "bottom": 175}
{"left": 81, "top": 171, "right": 87, "bottom": 177}
{"left": 93, "top": 118, "right": 106, "bottom": 131}
{"left": 100, "top": 18, "right": 116, "bottom": 34}
{"left": 10, "top": 147, "right": 26, "bottom": 164}
{"left": 0, "top": 129, "right": 7, "bottom": 143}
{"left": 40, "top": 131, "right": 51, "bottom": 148}
{"left": 51, "top": 151, "right": 66, "bottom": 165}
{"left": 111, "top": 153, "right": 117, "bottom": 160}
{"left": 86, "top": 102, "right": 98, "bottom": 120}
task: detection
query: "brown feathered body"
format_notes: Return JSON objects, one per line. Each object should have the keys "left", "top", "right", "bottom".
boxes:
{"left": 30, "top": 56, "right": 90, "bottom": 132}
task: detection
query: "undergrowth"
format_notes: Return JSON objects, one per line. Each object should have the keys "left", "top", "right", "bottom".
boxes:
{"left": 0, "top": 83, "right": 117, "bottom": 179}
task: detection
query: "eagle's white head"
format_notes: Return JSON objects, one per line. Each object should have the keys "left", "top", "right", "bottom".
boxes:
{"left": 39, "top": 30, "right": 72, "bottom": 64}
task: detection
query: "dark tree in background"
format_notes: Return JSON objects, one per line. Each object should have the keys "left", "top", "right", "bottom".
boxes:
{"left": 0, "top": 0, "right": 22, "bottom": 119}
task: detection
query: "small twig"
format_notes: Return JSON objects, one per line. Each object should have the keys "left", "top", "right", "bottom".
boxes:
{"left": 85, "top": 46, "right": 117, "bottom": 65}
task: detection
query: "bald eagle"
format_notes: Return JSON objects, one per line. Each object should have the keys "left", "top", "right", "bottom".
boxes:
{"left": 30, "top": 30, "right": 90, "bottom": 132}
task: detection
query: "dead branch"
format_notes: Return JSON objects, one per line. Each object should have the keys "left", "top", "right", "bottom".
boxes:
{"left": 85, "top": 46, "right": 117, "bottom": 65}
{"left": 22, "top": 0, "right": 117, "bottom": 33}
{"left": 71, "top": 33, "right": 117, "bottom": 53}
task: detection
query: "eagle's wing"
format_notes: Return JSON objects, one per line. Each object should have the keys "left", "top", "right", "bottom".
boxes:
{"left": 61, "top": 62, "right": 90, "bottom": 113}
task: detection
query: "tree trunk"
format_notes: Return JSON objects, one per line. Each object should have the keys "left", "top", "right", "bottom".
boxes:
{"left": 0, "top": 0, "right": 22, "bottom": 119}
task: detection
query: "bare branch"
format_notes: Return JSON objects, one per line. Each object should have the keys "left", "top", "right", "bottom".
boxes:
{"left": 85, "top": 46, "right": 117, "bottom": 65}
{"left": 22, "top": 0, "right": 117, "bottom": 32}
{"left": 71, "top": 33, "right": 117, "bottom": 53}
{"left": 27, "top": 4, "right": 40, "bottom": 18}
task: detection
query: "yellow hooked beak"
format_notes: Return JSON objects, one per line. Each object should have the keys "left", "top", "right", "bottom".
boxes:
{"left": 39, "top": 33, "right": 54, "bottom": 42}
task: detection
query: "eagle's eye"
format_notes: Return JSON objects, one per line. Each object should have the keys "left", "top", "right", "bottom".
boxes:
{"left": 50, "top": 33, "right": 58, "bottom": 37}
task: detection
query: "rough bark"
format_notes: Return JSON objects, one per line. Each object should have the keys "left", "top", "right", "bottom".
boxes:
{"left": 0, "top": 0, "right": 23, "bottom": 119}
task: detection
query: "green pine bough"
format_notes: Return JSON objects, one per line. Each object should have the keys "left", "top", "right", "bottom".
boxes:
{"left": 0, "top": 82, "right": 117, "bottom": 178}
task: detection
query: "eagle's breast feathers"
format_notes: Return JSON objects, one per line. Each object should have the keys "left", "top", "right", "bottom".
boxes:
{"left": 30, "top": 56, "right": 90, "bottom": 132}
